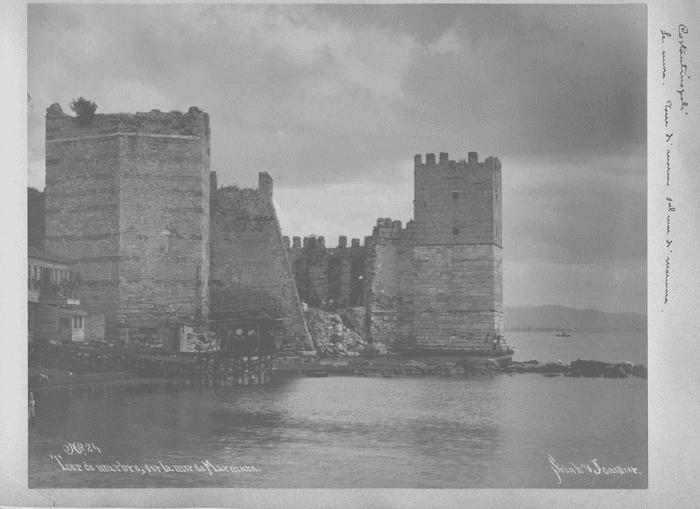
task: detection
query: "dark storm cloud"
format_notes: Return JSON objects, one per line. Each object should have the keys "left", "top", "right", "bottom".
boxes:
{"left": 27, "top": 4, "right": 647, "bottom": 312}
{"left": 28, "top": 4, "right": 646, "bottom": 187}
{"left": 524, "top": 177, "right": 645, "bottom": 265}
{"left": 400, "top": 4, "right": 646, "bottom": 163}
{"left": 501, "top": 151, "right": 645, "bottom": 268}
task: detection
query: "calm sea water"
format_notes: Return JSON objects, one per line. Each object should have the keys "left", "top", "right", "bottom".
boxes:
{"left": 29, "top": 333, "right": 647, "bottom": 489}
{"left": 508, "top": 331, "right": 647, "bottom": 365}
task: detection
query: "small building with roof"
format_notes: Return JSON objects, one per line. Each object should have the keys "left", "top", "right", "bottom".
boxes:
{"left": 28, "top": 246, "right": 86, "bottom": 343}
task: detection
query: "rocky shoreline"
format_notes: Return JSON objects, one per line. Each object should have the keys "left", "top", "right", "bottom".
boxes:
{"left": 29, "top": 354, "right": 647, "bottom": 391}
{"left": 275, "top": 356, "right": 648, "bottom": 379}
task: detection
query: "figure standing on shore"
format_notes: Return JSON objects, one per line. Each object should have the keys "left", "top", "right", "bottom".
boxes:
{"left": 29, "top": 392, "right": 36, "bottom": 427}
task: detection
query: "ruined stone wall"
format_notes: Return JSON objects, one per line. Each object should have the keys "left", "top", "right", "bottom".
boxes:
{"left": 364, "top": 219, "right": 402, "bottom": 345}
{"left": 210, "top": 174, "right": 312, "bottom": 351}
{"left": 394, "top": 221, "right": 416, "bottom": 348}
{"left": 410, "top": 152, "right": 503, "bottom": 351}
{"left": 284, "top": 236, "right": 370, "bottom": 309}
{"left": 45, "top": 104, "right": 210, "bottom": 342}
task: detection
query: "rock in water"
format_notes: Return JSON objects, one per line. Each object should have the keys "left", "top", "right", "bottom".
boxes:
{"left": 619, "top": 361, "right": 634, "bottom": 374}
{"left": 603, "top": 366, "right": 627, "bottom": 378}
{"left": 631, "top": 364, "right": 647, "bottom": 378}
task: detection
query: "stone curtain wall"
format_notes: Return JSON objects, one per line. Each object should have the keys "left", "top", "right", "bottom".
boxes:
{"left": 394, "top": 222, "right": 416, "bottom": 349}
{"left": 45, "top": 107, "right": 504, "bottom": 355}
{"left": 284, "top": 236, "right": 371, "bottom": 309}
{"left": 45, "top": 105, "right": 210, "bottom": 343}
{"left": 410, "top": 152, "right": 504, "bottom": 351}
{"left": 210, "top": 174, "right": 312, "bottom": 351}
{"left": 365, "top": 219, "right": 402, "bottom": 346}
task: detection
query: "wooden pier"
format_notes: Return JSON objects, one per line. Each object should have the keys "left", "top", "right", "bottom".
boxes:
{"left": 127, "top": 348, "right": 276, "bottom": 387}
{"left": 29, "top": 321, "right": 282, "bottom": 388}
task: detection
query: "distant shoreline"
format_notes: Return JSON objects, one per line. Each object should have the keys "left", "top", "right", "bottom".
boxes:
{"left": 505, "top": 329, "right": 646, "bottom": 333}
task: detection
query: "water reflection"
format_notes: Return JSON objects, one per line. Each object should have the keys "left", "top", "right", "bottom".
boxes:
{"left": 29, "top": 375, "right": 646, "bottom": 489}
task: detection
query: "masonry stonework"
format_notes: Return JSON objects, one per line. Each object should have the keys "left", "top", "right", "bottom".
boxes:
{"left": 209, "top": 174, "right": 312, "bottom": 351}
{"left": 45, "top": 103, "right": 503, "bottom": 354}
{"left": 285, "top": 236, "right": 369, "bottom": 310}
{"left": 45, "top": 104, "right": 210, "bottom": 343}
{"left": 289, "top": 152, "right": 504, "bottom": 353}
{"left": 409, "top": 152, "right": 503, "bottom": 351}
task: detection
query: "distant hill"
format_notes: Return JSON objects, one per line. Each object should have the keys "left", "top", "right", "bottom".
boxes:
{"left": 504, "top": 305, "right": 646, "bottom": 333}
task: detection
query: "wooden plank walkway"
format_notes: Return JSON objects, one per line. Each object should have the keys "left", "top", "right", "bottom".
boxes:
{"left": 29, "top": 342, "right": 277, "bottom": 387}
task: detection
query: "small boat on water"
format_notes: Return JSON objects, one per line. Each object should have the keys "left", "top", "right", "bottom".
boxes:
{"left": 555, "top": 331, "right": 571, "bottom": 337}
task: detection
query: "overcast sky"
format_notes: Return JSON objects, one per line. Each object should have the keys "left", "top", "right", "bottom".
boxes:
{"left": 27, "top": 4, "right": 646, "bottom": 314}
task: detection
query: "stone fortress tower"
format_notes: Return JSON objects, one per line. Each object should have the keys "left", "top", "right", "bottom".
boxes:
{"left": 44, "top": 104, "right": 211, "bottom": 343}
{"left": 288, "top": 151, "right": 504, "bottom": 353}
{"left": 408, "top": 151, "right": 503, "bottom": 351}
{"left": 43, "top": 100, "right": 501, "bottom": 353}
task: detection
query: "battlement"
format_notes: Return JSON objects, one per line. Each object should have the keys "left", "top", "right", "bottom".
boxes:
{"left": 46, "top": 103, "right": 210, "bottom": 141}
{"left": 414, "top": 152, "right": 501, "bottom": 171}
{"left": 375, "top": 217, "right": 403, "bottom": 230}
{"left": 259, "top": 172, "right": 273, "bottom": 198}
{"left": 283, "top": 234, "right": 371, "bottom": 250}
{"left": 281, "top": 220, "right": 411, "bottom": 250}
{"left": 371, "top": 217, "right": 413, "bottom": 244}
{"left": 212, "top": 172, "right": 274, "bottom": 210}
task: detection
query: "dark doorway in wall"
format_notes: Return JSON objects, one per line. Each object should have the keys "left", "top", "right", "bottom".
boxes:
{"left": 328, "top": 257, "right": 341, "bottom": 301}
{"left": 350, "top": 257, "right": 364, "bottom": 306}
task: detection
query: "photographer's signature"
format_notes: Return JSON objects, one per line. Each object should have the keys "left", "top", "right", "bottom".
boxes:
{"left": 549, "top": 455, "right": 642, "bottom": 484}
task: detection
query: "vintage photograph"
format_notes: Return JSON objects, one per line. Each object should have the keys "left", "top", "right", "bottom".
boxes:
{"left": 26, "top": 4, "right": 647, "bottom": 489}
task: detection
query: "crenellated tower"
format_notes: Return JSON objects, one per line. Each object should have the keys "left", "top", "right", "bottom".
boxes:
{"left": 410, "top": 151, "right": 503, "bottom": 350}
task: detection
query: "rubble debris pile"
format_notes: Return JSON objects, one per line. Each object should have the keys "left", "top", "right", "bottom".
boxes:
{"left": 303, "top": 307, "right": 389, "bottom": 358}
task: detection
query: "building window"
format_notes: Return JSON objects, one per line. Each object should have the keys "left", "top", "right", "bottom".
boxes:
{"left": 59, "top": 317, "right": 70, "bottom": 329}
{"left": 453, "top": 228, "right": 460, "bottom": 235}
{"left": 452, "top": 191, "right": 459, "bottom": 200}
{"left": 73, "top": 317, "right": 83, "bottom": 329}
{"left": 161, "top": 228, "right": 172, "bottom": 254}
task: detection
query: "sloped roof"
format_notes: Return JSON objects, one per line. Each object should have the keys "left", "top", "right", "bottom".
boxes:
{"left": 28, "top": 246, "right": 73, "bottom": 265}
{"left": 58, "top": 307, "right": 88, "bottom": 317}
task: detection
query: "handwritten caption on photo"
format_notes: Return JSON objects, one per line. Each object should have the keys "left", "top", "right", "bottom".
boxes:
{"left": 548, "top": 455, "right": 642, "bottom": 485}
{"left": 51, "top": 443, "right": 260, "bottom": 476}
{"left": 660, "top": 24, "right": 689, "bottom": 307}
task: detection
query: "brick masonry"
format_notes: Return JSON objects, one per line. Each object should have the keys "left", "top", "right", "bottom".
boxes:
{"left": 284, "top": 236, "right": 369, "bottom": 309}
{"left": 45, "top": 104, "right": 210, "bottom": 343}
{"left": 210, "top": 174, "right": 312, "bottom": 351}
{"left": 44, "top": 104, "right": 502, "bottom": 353}
{"left": 408, "top": 152, "right": 503, "bottom": 351}
{"left": 289, "top": 152, "right": 503, "bottom": 352}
